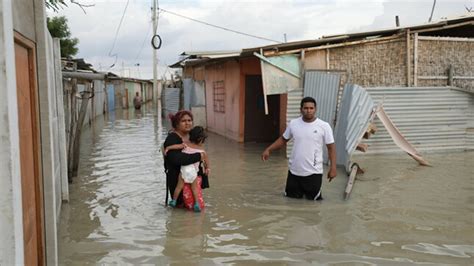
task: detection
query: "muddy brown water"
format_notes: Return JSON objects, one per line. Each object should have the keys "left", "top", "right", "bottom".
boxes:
{"left": 58, "top": 105, "right": 474, "bottom": 265}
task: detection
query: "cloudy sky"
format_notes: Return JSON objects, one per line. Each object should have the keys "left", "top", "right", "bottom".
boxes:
{"left": 49, "top": 0, "right": 473, "bottom": 79}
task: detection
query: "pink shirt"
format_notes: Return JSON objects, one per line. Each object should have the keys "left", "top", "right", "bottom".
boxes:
{"left": 182, "top": 146, "right": 204, "bottom": 172}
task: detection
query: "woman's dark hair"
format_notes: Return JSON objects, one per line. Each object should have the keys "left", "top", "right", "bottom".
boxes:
{"left": 189, "top": 126, "right": 207, "bottom": 144}
{"left": 300, "top": 97, "right": 317, "bottom": 109}
{"left": 168, "top": 110, "right": 193, "bottom": 129}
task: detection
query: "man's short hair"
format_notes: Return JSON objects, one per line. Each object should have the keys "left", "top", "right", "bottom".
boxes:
{"left": 300, "top": 97, "right": 317, "bottom": 108}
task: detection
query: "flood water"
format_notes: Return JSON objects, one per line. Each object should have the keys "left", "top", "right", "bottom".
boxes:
{"left": 58, "top": 104, "right": 474, "bottom": 265}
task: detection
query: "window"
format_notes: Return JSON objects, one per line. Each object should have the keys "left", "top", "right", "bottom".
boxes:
{"left": 213, "top": 81, "right": 225, "bottom": 113}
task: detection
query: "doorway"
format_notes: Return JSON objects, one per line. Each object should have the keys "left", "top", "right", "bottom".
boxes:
{"left": 244, "top": 75, "right": 280, "bottom": 142}
{"left": 14, "top": 32, "right": 44, "bottom": 265}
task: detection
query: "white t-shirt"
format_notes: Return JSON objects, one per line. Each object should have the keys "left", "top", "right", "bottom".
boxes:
{"left": 283, "top": 117, "right": 334, "bottom": 176}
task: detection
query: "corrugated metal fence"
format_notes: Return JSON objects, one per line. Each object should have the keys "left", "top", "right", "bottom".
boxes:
{"left": 162, "top": 87, "right": 180, "bottom": 118}
{"left": 335, "top": 84, "right": 374, "bottom": 171}
{"left": 303, "top": 70, "right": 341, "bottom": 128}
{"left": 285, "top": 89, "right": 304, "bottom": 158}
{"left": 183, "top": 79, "right": 206, "bottom": 111}
{"left": 363, "top": 87, "right": 473, "bottom": 153}
{"left": 183, "top": 78, "right": 193, "bottom": 110}
{"left": 285, "top": 71, "right": 342, "bottom": 158}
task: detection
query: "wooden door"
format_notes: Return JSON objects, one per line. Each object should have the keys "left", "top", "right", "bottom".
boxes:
{"left": 14, "top": 33, "right": 44, "bottom": 266}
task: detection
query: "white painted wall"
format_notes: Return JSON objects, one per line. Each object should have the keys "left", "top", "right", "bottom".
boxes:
{"left": 34, "top": 1, "right": 62, "bottom": 264}
{"left": 0, "top": 1, "right": 25, "bottom": 265}
{"left": 92, "top": 80, "right": 106, "bottom": 118}
{"left": 53, "top": 38, "right": 69, "bottom": 202}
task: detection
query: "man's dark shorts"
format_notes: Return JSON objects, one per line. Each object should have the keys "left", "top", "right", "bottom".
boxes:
{"left": 285, "top": 171, "right": 323, "bottom": 200}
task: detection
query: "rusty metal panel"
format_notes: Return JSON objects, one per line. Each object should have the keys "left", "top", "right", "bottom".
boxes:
{"left": 285, "top": 88, "right": 303, "bottom": 158}
{"left": 363, "top": 87, "right": 473, "bottom": 153}
{"left": 303, "top": 70, "right": 341, "bottom": 128}
{"left": 334, "top": 84, "right": 374, "bottom": 172}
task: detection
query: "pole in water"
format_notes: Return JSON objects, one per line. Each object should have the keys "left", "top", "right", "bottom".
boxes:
{"left": 344, "top": 163, "right": 359, "bottom": 200}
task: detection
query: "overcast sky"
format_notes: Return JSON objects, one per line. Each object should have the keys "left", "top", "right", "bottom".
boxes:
{"left": 49, "top": 0, "right": 473, "bottom": 79}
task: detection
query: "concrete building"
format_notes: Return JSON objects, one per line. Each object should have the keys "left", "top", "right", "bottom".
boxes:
{"left": 1, "top": 0, "right": 68, "bottom": 264}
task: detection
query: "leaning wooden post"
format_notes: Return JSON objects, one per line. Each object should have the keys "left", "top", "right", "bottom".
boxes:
{"left": 406, "top": 29, "right": 411, "bottom": 87}
{"left": 413, "top": 32, "right": 418, "bottom": 86}
{"left": 344, "top": 163, "right": 359, "bottom": 200}
{"left": 71, "top": 82, "right": 92, "bottom": 177}
{"left": 67, "top": 77, "right": 77, "bottom": 181}
{"left": 448, "top": 65, "right": 454, "bottom": 86}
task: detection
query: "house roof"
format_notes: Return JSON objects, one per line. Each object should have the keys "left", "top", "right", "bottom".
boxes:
{"left": 180, "top": 50, "right": 241, "bottom": 58}
{"left": 107, "top": 76, "right": 154, "bottom": 84}
{"left": 242, "top": 13, "right": 474, "bottom": 56}
{"left": 169, "top": 50, "right": 241, "bottom": 68}
{"left": 171, "top": 14, "right": 474, "bottom": 68}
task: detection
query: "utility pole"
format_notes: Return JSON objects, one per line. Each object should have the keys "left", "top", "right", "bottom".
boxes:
{"left": 428, "top": 0, "right": 436, "bottom": 22}
{"left": 152, "top": 0, "right": 159, "bottom": 103}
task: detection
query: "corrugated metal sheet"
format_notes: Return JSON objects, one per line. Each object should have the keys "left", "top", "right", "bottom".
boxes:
{"left": 303, "top": 71, "right": 341, "bottom": 128}
{"left": 334, "top": 84, "right": 374, "bottom": 172}
{"left": 363, "top": 87, "right": 473, "bottom": 153}
{"left": 183, "top": 78, "right": 193, "bottom": 110}
{"left": 467, "top": 96, "right": 474, "bottom": 150}
{"left": 193, "top": 80, "right": 206, "bottom": 107}
{"left": 286, "top": 89, "right": 303, "bottom": 158}
{"left": 92, "top": 80, "right": 106, "bottom": 118}
{"left": 162, "top": 87, "right": 180, "bottom": 118}
{"left": 107, "top": 84, "right": 115, "bottom": 112}
{"left": 303, "top": 71, "right": 341, "bottom": 162}
{"left": 184, "top": 79, "right": 206, "bottom": 110}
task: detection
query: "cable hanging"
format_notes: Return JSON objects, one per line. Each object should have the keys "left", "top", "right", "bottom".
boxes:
{"left": 158, "top": 7, "right": 281, "bottom": 44}
{"left": 107, "top": 0, "right": 130, "bottom": 68}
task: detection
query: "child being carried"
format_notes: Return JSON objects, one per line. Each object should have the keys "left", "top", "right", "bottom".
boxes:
{"left": 165, "top": 126, "right": 209, "bottom": 212}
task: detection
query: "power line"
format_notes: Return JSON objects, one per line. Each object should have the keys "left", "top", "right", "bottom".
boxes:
{"left": 155, "top": 0, "right": 160, "bottom": 34}
{"left": 134, "top": 18, "right": 153, "bottom": 61}
{"left": 107, "top": 0, "right": 130, "bottom": 68}
{"left": 158, "top": 7, "right": 281, "bottom": 44}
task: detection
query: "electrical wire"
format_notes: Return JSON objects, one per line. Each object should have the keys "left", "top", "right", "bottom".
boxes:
{"left": 134, "top": 19, "right": 153, "bottom": 61}
{"left": 158, "top": 7, "right": 281, "bottom": 44}
{"left": 107, "top": 0, "right": 130, "bottom": 68}
{"left": 156, "top": 5, "right": 162, "bottom": 37}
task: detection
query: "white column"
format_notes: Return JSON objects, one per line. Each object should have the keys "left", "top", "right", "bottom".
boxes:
{"left": 34, "top": 0, "right": 59, "bottom": 264}
{"left": 53, "top": 38, "right": 69, "bottom": 202}
{"left": 0, "top": 0, "right": 25, "bottom": 265}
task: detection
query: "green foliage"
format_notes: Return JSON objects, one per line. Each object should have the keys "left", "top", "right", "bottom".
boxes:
{"left": 45, "top": 0, "right": 68, "bottom": 12}
{"left": 47, "top": 16, "right": 79, "bottom": 58}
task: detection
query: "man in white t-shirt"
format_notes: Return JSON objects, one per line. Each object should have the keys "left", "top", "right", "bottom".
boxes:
{"left": 262, "top": 97, "right": 337, "bottom": 200}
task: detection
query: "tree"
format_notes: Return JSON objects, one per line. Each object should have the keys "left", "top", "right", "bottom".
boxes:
{"left": 45, "top": 1, "right": 94, "bottom": 13}
{"left": 45, "top": 0, "right": 66, "bottom": 11}
{"left": 47, "top": 16, "right": 79, "bottom": 58}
